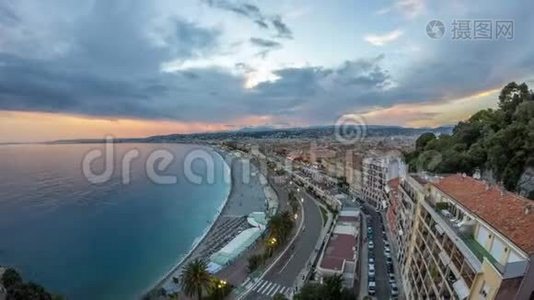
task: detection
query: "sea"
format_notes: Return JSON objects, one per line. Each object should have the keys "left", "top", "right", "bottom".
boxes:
{"left": 0, "top": 143, "right": 231, "bottom": 299}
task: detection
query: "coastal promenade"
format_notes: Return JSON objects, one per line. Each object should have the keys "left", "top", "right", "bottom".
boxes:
{"left": 148, "top": 150, "right": 270, "bottom": 297}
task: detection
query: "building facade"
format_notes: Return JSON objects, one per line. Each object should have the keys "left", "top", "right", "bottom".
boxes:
{"left": 396, "top": 174, "right": 534, "bottom": 300}
{"left": 362, "top": 155, "right": 406, "bottom": 208}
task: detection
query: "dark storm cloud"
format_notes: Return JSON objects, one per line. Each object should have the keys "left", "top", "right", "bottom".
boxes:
{"left": 1, "top": 0, "right": 534, "bottom": 127}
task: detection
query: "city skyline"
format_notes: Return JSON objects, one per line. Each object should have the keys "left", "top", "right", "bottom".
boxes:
{"left": 1, "top": 0, "right": 534, "bottom": 142}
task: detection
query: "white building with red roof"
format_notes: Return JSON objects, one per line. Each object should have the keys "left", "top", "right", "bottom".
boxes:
{"left": 316, "top": 209, "right": 360, "bottom": 288}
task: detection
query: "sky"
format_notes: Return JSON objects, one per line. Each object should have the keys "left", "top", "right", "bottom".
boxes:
{"left": 0, "top": 0, "right": 533, "bottom": 142}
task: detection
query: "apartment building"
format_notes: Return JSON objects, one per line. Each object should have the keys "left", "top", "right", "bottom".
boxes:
{"left": 362, "top": 155, "right": 406, "bottom": 208}
{"left": 317, "top": 209, "right": 360, "bottom": 288}
{"left": 397, "top": 174, "right": 534, "bottom": 300}
{"left": 321, "top": 152, "right": 363, "bottom": 197}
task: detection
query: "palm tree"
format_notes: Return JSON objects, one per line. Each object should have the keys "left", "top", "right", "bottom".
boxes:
{"left": 180, "top": 259, "right": 212, "bottom": 300}
{"left": 322, "top": 274, "right": 343, "bottom": 299}
{"left": 207, "top": 277, "right": 231, "bottom": 300}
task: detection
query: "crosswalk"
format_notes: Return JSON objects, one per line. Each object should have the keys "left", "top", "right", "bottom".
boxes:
{"left": 247, "top": 279, "right": 292, "bottom": 298}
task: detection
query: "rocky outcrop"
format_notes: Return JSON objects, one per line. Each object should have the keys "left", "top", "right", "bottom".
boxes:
{"left": 518, "top": 167, "right": 534, "bottom": 200}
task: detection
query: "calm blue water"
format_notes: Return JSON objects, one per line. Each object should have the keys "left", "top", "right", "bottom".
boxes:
{"left": 0, "top": 143, "right": 230, "bottom": 299}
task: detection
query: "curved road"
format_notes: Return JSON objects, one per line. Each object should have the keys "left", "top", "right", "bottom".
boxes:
{"left": 245, "top": 187, "right": 323, "bottom": 299}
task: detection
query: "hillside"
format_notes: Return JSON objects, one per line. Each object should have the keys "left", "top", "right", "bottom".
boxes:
{"left": 406, "top": 82, "right": 534, "bottom": 199}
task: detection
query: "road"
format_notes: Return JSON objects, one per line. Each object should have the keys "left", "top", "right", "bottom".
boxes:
{"left": 245, "top": 186, "right": 323, "bottom": 299}
{"left": 362, "top": 203, "right": 390, "bottom": 299}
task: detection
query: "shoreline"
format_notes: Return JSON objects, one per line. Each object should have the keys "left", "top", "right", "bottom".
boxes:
{"left": 145, "top": 146, "right": 233, "bottom": 296}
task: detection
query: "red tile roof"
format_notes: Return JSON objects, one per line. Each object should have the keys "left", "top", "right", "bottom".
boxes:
{"left": 338, "top": 216, "right": 358, "bottom": 223}
{"left": 433, "top": 174, "right": 534, "bottom": 255}
{"left": 387, "top": 178, "right": 400, "bottom": 201}
{"left": 319, "top": 234, "right": 357, "bottom": 271}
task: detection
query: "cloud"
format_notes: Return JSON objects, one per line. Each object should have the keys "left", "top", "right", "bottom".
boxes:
{"left": 201, "top": 0, "right": 292, "bottom": 38}
{"left": 377, "top": 0, "right": 425, "bottom": 19}
{"left": 270, "top": 15, "right": 293, "bottom": 39}
{"left": 254, "top": 19, "right": 269, "bottom": 29}
{"left": 249, "top": 38, "right": 281, "bottom": 48}
{"left": 249, "top": 37, "right": 282, "bottom": 57}
{"left": 0, "top": 0, "right": 533, "bottom": 132}
{"left": 364, "top": 30, "right": 403, "bottom": 46}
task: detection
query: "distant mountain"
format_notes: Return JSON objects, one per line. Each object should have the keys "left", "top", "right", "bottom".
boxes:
{"left": 50, "top": 125, "right": 453, "bottom": 144}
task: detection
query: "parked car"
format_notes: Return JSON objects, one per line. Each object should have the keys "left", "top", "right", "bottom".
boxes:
{"left": 391, "top": 283, "right": 399, "bottom": 297}
{"left": 369, "top": 257, "right": 375, "bottom": 264}
{"left": 384, "top": 246, "right": 391, "bottom": 255}
{"left": 368, "top": 263, "right": 375, "bottom": 277}
{"left": 387, "top": 262, "right": 394, "bottom": 272}
{"left": 368, "top": 281, "right": 376, "bottom": 295}
{"left": 388, "top": 273, "right": 396, "bottom": 284}
{"left": 384, "top": 241, "right": 390, "bottom": 247}
{"left": 368, "top": 241, "right": 374, "bottom": 250}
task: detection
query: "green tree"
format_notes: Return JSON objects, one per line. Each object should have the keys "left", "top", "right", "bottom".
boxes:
{"left": 294, "top": 283, "right": 324, "bottom": 300}
{"left": 415, "top": 132, "right": 436, "bottom": 151}
{"left": 322, "top": 274, "right": 343, "bottom": 299}
{"left": 247, "top": 254, "right": 263, "bottom": 273}
{"left": 498, "top": 82, "right": 530, "bottom": 121}
{"left": 273, "top": 293, "right": 289, "bottom": 300}
{"left": 206, "top": 277, "right": 232, "bottom": 300}
{"left": 406, "top": 82, "right": 534, "bottom": 199}
{"left": 179, "top": 259, "right": 212, "bottom": 300}
{"left": 1, "top": 268, "right": 22, "bottom": 289}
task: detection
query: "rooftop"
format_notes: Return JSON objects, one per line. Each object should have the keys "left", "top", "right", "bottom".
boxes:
{"left": 319, "top": 234, "right": 357, "bottom": 271}
{"left": 433, "top": 174, "right": 534, "bottom": 255}
{"left": 386, "top": 178, "right": 400, "bottom": 200}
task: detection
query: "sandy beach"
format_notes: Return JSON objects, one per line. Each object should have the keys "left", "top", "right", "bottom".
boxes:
{"left": 146, "top": 148, "right": 270, "bottom": 298}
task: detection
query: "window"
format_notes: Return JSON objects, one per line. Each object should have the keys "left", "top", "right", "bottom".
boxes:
{"left": 479, "top": 281, "right": 490, "bottom": 299}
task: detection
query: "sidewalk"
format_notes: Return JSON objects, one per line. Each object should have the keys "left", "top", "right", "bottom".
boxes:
{"left": 379, "top": 211, "right": 405, "bottom": 300}
{"left": 359, "top": 213, "right": 369, "bottom": 299}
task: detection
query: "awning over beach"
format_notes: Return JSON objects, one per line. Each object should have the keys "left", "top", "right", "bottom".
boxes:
{"left": 210, "top": 227, "right": 263, "bottom": 266}
{"left": 247, "top": 211, "right": 267, "bottom": 228}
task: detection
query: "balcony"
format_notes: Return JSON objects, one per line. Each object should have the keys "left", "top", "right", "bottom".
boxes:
{"left": 423, "top": 198, "right": 530, "bottom": 279}
{"left": 420, "top": 198, "right": 482, "bottom": 271}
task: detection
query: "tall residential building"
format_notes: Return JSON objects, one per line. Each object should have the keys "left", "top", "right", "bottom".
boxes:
{"left": 397, "top": 174, "right": 534, "bottom": 300}
{"left": 362, "top": 155, "right": 406, "bottom": 208}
